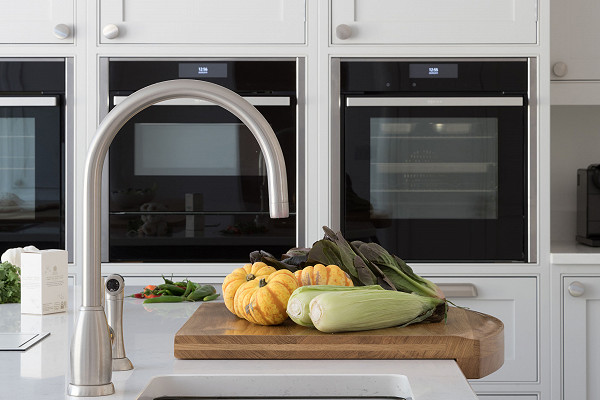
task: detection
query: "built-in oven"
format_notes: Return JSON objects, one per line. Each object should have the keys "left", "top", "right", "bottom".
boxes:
{"left": 101, "top": 58, "right": 304, "bottom": 263}
{"left": 333, "top": 58, "right": 537, "bottom": 263}
{"left": 0, "top": 59, "right": 73, "bottom": 260}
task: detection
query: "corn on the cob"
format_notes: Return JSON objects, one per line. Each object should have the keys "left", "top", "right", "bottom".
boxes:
{"left": 308, "top": 290, "right": 447, "bottom": 333}
{"left": 286, "top": 285, "right": 384, "bottom": 327}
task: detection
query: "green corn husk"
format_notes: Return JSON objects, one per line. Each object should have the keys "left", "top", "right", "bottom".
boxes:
{"left": 286, "top": 285, "right": 384, "bottom": 327}
{"left": 308, "top": 290, "right": 447, "bottom": 333}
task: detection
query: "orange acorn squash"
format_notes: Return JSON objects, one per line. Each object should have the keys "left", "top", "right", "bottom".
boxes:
{"left": 294, "top": 264, "right": 354, "bottom": 287}
{"left": 222, "top": 262, "right": 276, "bottom": 315}
{"left": 234, "top": 269, "right": 298, "bottom": 325}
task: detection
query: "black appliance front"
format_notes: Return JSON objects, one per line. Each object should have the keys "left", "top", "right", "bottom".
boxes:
{"left": 340, "top": 60, "right": 529, "bottom": 262}
{"left": 107, "top": 60, "right": 297, "bottom": 262}
{"left": 0, "top": 60, "right": 65, "bottom": 253}
{"left": 576, "top": 165, "right": 600, "bottom": 246}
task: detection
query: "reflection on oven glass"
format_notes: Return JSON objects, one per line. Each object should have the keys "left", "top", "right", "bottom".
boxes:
{"left": 134, "top": 123, "right": 256, "bottom": 176}
{"left": 369, "top": 117, "right": 498, "bottom": 220}
{"left": 0, "top": 117, "right": 35, "bottom": 220}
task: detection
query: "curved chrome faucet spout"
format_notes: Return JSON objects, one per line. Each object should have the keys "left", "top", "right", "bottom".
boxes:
{"left": 68, "top": 79, "right": 289, "bottom": 396}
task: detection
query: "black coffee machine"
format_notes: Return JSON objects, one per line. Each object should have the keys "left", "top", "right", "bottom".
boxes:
{"left": 577, "top": 164, "right": 600, "bottom": 246}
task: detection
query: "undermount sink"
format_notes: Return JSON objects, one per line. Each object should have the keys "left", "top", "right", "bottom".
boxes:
{"left": 136, "top": 374, "right": 414, "bottom": 400}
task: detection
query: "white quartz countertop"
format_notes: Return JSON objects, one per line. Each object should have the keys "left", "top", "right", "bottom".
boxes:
{"left": 0, "top": 284, "right": 478, "bottom": 400}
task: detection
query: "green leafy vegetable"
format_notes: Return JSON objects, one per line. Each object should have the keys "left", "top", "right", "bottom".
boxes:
{"left": 307, "top": 238, "right": 357, "bottom": 281}
{"left": 353, "top": 241, "right": 442, "bottom": 298}
{"left": 350, "top": 241, "right": 396, "bottom": 290}
{"left": 249, "top": 250, "right": 298, "bottom": 272}
{"left": 307, "top": 226, "right": 445, "bottom": 299}
{"left": 0, "top": 262, "right": 21, "bottom": 304}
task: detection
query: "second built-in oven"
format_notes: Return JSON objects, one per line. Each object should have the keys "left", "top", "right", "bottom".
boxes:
{"left": 334, "top": 58, "right": 537, "bottom": 263}
{"left": 0, "top": 59, "right": 72, "bottom": 259}
{"left": 101, "top": 59, "right": 304, "bottom": 263}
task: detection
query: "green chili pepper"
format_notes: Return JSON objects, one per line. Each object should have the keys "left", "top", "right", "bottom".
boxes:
{"left": 186, "top": 285, "right": 217, "bottom": 301}
{"left": 143, "top": 295, "right": 186, "bottom": 304}
{"left": 182, "top": 280, "right": 195, "bottom": 298}
{"left": 157, "top": 284, "right": 186, "bottom": 296}
{"left": 162, "top": 275, "right": 175, "bottom": 285}
{"left": 202, "top": 293, "right": 220, "bottom": 301}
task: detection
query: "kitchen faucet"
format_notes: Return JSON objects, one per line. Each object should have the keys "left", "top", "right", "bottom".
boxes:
{"left": 67, "top": 79, "right": 289, "bottom": 397}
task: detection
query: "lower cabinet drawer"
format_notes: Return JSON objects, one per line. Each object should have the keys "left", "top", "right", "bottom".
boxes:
{"left": 430, "top": 276, "right": 538, "bottom": 382}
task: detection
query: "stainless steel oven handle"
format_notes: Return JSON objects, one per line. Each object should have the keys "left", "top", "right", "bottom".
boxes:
{"left": 0, "top": 96, "right": 58, "bottom": 106}
{"left": 346, "top": 97, "right": 524, "bottom": 107}
{"left": 113, "top": 95, "right": 290, "bottom": 107}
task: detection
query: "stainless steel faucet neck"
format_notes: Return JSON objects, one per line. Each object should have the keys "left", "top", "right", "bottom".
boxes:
{"left": 68, "top": 79, "right": 289, "bottom": 397}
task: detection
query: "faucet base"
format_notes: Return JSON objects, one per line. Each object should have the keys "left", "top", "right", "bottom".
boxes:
{"left": 67, "top": 382, "right": 115, "bottom": 397}
{"left": 69, "top": 307, "right": 114, "bottom": 396}
{"left": 113, "top": 357, "right": 133, "bottom": 371}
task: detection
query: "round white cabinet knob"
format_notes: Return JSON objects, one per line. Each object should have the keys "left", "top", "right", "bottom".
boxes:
{"left": 336, "top": 24, "right": 353, "bottom": 40}
{"left": 53, "top": 24, "right": 71, "bottom": 40}
{"left": 553, "top": 62, "right": 568, "bottom": 78}
{"left": 568, "top": 281, "right": 585, "bottom": 297}
{"left": 102, "top": 24, "right": 120, "bottom": 40}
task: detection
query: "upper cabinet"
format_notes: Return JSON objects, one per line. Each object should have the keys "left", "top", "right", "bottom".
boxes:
{"left": 0, "top": 0, "right": 74, "bottom": 44}
{"left": 99, "top": 0, "right": 306, "bottom": 44}
{"left": 550, "top": 0, "right": 600, "bottom": 104}
{"left": 551, "top": 0, "right": 600, "bottom": 81}
{"left": 331, "top": 0, "right": 538, "bottom": 44}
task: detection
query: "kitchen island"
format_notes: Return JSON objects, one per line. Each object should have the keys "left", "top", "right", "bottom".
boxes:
{"left": 0, "top": 285, "right": 479, "bottom": 400}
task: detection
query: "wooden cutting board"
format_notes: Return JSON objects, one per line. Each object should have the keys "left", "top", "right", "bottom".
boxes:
{"left": 174, "top": 302, "right": 503, "bottom": 379}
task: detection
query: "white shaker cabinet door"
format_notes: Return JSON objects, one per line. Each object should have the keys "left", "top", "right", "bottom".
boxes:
{"left": 563, "top": 276, "right": 600, "bottom": 400}
{"left": 0, "top": 0, "right": 73, "bottom": 43}
{"left": 331, "top": 0, "right": 537, "bottom": 44}
{"left": 432, "top": 277, "right": 538, "bottom": 382}
{"left": 99, "top": 0, "right": 305, "bottom": 44}
{"left": 551, "top": 0, "right": 600, "bottom": 80}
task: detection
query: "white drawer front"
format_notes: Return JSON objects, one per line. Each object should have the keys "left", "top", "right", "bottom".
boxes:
{"left": 431, "top": 276, "right": 538, "bottom": 382}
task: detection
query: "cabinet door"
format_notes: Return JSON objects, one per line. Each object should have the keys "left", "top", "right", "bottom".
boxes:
{"left": 432, "top": 277, "right": 538, "bottom": 382}
{"left": 563, "top": 276, "right": 600, "bottom": 400}
{"left": 331, "top": 0, "right": 537, "bottom": 44}
{"left": 551, "top": 0, "right": 600, "bottom": 80}
{"left": 99, "top": 0, "right": 305, "bottom": 44}
{"left": 0, "top": 0, "right": 73, "bottom": 43}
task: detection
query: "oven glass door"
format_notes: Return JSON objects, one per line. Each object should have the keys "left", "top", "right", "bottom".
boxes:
{"left": 108, "top": 98, "right": 296, "bottom": 262}
{"left": 342, "top": 95, "right": 527, "bottom": 262}
{"left": 0, "top": 96, "right": 63, "bottom": 250}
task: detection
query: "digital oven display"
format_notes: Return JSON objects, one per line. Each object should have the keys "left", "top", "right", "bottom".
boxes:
{"left": 409, "top": 63, "right": 458, "bottom": 78}
{"left": 178, "top": 63, "right": 228, "bottom": 78}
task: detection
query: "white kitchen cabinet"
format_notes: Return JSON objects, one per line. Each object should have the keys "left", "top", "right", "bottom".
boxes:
{"left": 432, "top": 277, "right": 538, "bottom": 382}
{"left": 0, "top": 0, "right": 73, "bottom": 43}
{"left": 550, "top": 0, "right": 600, "bottom": 104}
{"left": 98, "top": 0, "right": 305, "bottom": 44}
{"left": 563, "top": 276, "right": 600, "bottom": 400}
{"left": 477, "top": 395, "right": 538, "bottom": 400}
{"left": 551, "top": 0, "right": 600, "bottom": 81}
{"left": 331, "top": 0, "right": 537, "bottom": 44}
